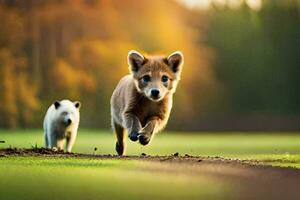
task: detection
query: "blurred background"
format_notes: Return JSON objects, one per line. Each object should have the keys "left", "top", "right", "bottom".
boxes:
{"left": 0, "top": 0, "right": 299, "bottom": 131}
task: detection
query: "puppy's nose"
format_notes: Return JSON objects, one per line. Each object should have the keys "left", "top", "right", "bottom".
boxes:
{"left": 151, "top": 89, "right": 160, "bottom": 98}
{"left": 67, "top": 119, "right": 72, "bottom": 125}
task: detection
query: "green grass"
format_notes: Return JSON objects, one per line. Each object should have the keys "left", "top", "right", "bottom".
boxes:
{"left": 1, "top": 130, "right": 300, "bottom": 200}
{"left": 0, "top": 156, "right": 231, "bottom": 200}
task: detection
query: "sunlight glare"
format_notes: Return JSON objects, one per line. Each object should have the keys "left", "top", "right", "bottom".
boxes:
{"left": 177, "top": 0, "right": 211, "bottom": 10}
{"left": 246, "top": 0, "right": 262, "bottom": 11}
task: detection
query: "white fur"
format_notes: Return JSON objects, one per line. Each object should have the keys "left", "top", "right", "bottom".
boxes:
{"left": 43, "top": 99, "right": 80, "bottom": 152}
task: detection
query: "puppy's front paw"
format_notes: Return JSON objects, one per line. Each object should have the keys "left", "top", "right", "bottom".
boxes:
{"left": 138, "top": 133, "right": 152, "bottom": 145}
{"left": 128, "top": 131, "right": 140, "bottom": 142}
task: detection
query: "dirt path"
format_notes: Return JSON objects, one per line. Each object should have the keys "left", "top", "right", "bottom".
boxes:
{"left": 1, "top": 148, "right": 300, "bottom": 200}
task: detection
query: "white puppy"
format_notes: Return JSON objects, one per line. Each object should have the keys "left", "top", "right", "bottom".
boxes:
{"left": 43, "top": 99, "right": 81, "bottom": 152}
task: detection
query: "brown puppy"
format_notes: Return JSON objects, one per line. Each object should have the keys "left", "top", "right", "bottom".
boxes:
{"left": 110, "top": 50, "right": 184, "bottom": 155}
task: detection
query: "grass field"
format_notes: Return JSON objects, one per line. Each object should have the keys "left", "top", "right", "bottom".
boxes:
{"left": 1, "top": 130, "right": 300, "bottom": 200}
{"left": 1, "top": 129, "right": 300, "bottom": 167}
{"left": 0, "top": 156, "right": 232, "bottom": 200}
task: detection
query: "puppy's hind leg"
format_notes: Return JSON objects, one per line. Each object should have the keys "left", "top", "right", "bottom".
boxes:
{"left": 113, "top": 120, "right": 126, "bottom": 156}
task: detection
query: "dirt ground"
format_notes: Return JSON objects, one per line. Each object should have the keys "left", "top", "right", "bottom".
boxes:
{"left": 1, "top": 148, "right": 300, "bottom": 200}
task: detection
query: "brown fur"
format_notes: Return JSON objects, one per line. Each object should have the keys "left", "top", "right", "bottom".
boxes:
{"left": 111, "top": 50, "right": 183, "bottom": 155}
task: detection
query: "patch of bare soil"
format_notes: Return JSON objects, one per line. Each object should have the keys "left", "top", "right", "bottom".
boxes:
{"left": 1, "top": 148, "right": 300, "bottom": 200}
{"left": 0, "top": 148, "right": 260, "bottom": 164}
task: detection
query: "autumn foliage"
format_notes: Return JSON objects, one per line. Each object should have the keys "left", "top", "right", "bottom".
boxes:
{"left": 0, "top": 0, "right": 299, "bottom": 130}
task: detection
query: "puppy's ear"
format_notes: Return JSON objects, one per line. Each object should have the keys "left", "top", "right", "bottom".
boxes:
{"left": 74, "top": 101, "right": 81, "bottom": 109}
{"left": 54, "top": 101, "right": 60, "bottom": 109}
{"left": 128, "top": 50, "right": 145, "bottom": 73}
{"left": 167, "top": 51, "right": 184, "bottom": 76}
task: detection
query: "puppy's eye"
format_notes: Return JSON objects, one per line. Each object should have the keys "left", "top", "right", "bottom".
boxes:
{"left": 142, "top": 75, "right": 151, "bottom": 83}
{"left": 161, "top": 75, "right": 169, "bottom": 82}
